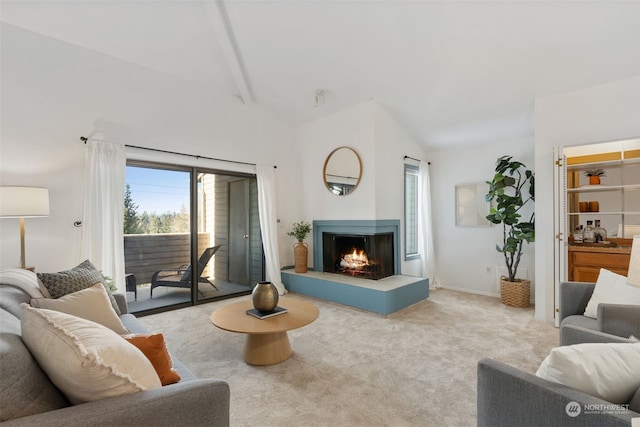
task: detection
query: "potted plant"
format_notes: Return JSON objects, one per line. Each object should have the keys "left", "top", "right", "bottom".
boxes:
{"left": 287, "top": 221, "right": 312, "bottom": 273}
{"left": 585, "top": 168, "right": 605, "bottom": 185}
{"left": 485, "top": 155, "right": 535, "bottom": 307}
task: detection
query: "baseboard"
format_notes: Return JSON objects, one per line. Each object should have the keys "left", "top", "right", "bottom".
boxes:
{"left": 438, "top": 285, "right": 500, "bottom": 299}
{"left": 440, "top": 285, "right": 536, "bottom": 304}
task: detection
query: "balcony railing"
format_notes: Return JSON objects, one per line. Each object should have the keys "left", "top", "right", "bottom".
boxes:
{"left": 124, "top": 233, "right": 211, "bottom": 285}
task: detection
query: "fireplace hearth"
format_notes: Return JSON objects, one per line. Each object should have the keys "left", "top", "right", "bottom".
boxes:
{"left": 284, "top": 220, "right": 427, "bottom": 315}
{"left": 322, "top": 232, "right": 394, "bottom": 280}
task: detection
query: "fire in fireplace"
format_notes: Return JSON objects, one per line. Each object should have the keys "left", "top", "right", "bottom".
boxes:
{"left": 322, "top": 232, "right": 394, "bottom": 280}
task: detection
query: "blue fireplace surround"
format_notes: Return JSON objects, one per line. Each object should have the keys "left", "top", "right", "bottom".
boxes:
{"left": 281, "top": 220, "right": 429, "bottom": 315}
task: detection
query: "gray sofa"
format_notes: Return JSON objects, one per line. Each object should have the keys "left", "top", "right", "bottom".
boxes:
{"left": 0, "top": 283, "right": 230, "bottom": 426}
{"left": 477, "top": 281, "right": 640, "bottom": 427}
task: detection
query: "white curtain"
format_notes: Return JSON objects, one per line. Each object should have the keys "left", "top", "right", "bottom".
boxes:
{"left": 417, "top": 161, "right": 440, "bottom": 289}
{"left": 256, "top": 164, "right": 285, "bottom": 294}
{"left": 80, "top": 140, "right": 127, "bottom": 293}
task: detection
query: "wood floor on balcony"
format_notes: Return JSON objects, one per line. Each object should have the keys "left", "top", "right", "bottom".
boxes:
{"left": 126, "top": 279, "right": 251, "bottom": 313}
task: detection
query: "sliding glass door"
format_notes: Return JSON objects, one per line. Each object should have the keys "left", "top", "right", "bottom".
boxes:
{"left": 124, "top": 162, "right": 259, "bottom": 314}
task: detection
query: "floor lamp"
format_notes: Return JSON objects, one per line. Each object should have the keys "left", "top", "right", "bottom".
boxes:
{"left": 628, "top": 235, "right": 640, "bottom": 288}
{"left": 0, "top": 187, "right": 50, "bottom": 270}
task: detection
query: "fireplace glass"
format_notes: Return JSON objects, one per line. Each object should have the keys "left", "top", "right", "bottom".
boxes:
{"left": 322, "top": 232, "right": 394, "bottom": 280}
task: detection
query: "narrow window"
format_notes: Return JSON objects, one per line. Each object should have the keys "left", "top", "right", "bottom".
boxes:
{"left": 404, "top": 164, "right": 419, "bottom": 259}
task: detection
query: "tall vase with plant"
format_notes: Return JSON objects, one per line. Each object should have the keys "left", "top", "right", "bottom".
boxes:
{"left": 287, "top": 221, "right": 312, "bottom": 273}
{"left": 485, "top": 155, "right": 535, "bottom": 307}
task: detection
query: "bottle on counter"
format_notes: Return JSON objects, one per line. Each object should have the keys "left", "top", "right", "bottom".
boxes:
{"left": 573, "top": 225, "right": 584, "bottom": 243}
{"left": 583, "top": 220, "right": 595, "bottom": 243}
{"left": 593, "top": 219, "right": 607, "bottom": 243}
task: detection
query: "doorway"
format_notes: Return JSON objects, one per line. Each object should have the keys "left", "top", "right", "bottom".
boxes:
{"left": 123, "top": 163, "right": 259, "bottom": 314}
{"left": 554, "top": 138, "right": 640, "bottom": 323}
{"left": 227, "top": 178, "right": 263, "bottom": 286}
{"left": 229, "top": 179, "right": 250, "bottom": 284}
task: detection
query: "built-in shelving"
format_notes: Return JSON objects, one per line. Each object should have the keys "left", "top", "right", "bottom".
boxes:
{"left": 567, "top": 184, "right": 640, "bottom": 192}
{"left": 566, "top": 149, "right": 640, "bottom": 240}
{"left": 562, "top": 142, "right": 639, "bottom": 283}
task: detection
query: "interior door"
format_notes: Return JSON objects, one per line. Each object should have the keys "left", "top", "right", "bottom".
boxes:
{"left": 228, "top": 179, "right": 250, "bottom": 284}
{"left": 553, "top": 147, "right": 567, "bottom": 327}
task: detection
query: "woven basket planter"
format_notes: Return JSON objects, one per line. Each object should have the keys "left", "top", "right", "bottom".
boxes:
{"left": 294, "top": 242, "right": 308, "bottom": 273}
{"left": 500, "top": 277, "right": 531, "bottom": 308}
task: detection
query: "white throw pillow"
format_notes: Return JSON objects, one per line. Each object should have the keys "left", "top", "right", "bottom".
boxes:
{"left": 536, "top": 343, "right": 640, "bottom": 404}
{"left": 583, "top": 268, "right": 640, "bottom": 319}
{"left": 21, "top": 305, "right": 161, "bottom": 405}
{"left": 31, "top": 283, "right": 129, "bottom": 334}
{"left": 0, "top": 268, "right": 49, "bottom": 298}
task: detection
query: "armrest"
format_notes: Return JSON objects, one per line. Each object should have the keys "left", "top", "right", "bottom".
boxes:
{"left": 597, "top": 304, "right": 640, "bottom": 338}
{"left": 1, "top": 379, "right": 230, "bottom": 427}
{"left": 477, "top": 358, "right": 636, "bottom": 427}
{"left": 112, "top": 293, "right": 128, "bottom": 314}
{"left": 560, "top": 324, "right": 632, "bottom": 346}
{"left": 559, "top": 282, "right": 595, "bottom": 322}
{"left": 151, "top": 269, "right": 184, "bottom": 284}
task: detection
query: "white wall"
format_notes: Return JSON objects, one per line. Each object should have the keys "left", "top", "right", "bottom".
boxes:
{"left": 295, "top": 101, "right": 376, "bottom": 224}
{"left": 534, "top": 76, "right": 640, "bottom": 322}
{"left": 293, "top": 100, "right": 427, "bottom": 273}
{"left": 373, "top": 103, "right": 429, "bottom": 276}
{"left": 428, "top": 138, "right": 535, "bottom": 297}
{"left": 0, "top": 23, "right": 297, "bottom": 272}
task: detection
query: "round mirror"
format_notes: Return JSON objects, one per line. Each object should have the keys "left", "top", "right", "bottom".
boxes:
{"left": 323, "top": 147, "right": 362, "bottom": 196}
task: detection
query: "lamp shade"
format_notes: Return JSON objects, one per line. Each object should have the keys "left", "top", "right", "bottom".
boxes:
{"left": 628, "top": 235, "right": 640, "bottom": 288}
{"left": 0, "top": 187, "right": 50, "bottom": 217}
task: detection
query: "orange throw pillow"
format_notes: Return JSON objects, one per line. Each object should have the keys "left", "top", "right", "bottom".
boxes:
{"left": 123, "top": 333, "right": 181, "bottom": 386}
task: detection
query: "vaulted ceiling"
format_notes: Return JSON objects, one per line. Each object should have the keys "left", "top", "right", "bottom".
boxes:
{"left": 2, "top": 1, "right": 639, "bottom": 151}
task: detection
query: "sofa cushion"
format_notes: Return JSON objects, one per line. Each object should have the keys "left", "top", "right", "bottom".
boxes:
{"left": 21, "top": 305, "right": 161, "bottom": 405}
{"left": 0, "top": 286, "right": 32, "bottom": 318}
{"left": 31, "top": 283, "right": 129, "bottom": 334}
{"left": 124, "top": 333, "right": 181, "bottom": 385}
{"left": 629, "top": 387, "right": 640, "bottom": 413}
{"left": 0, "top": 308, "right": 69, "bottom": 421}
{"left": 0, "top": 268, "right": 48, "bottom": 299}
{"left": 536, "top": 342, "right": 640, "bottom": 404}
{"left": 37, "top": 260, "right": 121, "bottom": 315}
{"left": 584, "top": 268, "right": 640, "bottom": 318}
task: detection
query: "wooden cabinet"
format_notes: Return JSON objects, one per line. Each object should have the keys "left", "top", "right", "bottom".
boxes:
{"left": 568, "top": 245, "right": 631, "bottom": 282}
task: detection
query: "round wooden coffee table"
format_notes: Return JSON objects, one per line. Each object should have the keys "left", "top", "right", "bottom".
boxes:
{"left": 210, "top": 297, "right": 319, "bottom": 365}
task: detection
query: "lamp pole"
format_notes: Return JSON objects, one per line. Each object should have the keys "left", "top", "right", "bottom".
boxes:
{"left": 19, "top": 217, "right": 26, "bottom": 269}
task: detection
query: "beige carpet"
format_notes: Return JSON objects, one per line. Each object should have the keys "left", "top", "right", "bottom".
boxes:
{"left": 138, "top": 289, "right": 558, "bottom": 427}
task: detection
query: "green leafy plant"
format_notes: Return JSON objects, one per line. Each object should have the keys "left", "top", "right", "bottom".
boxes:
{"left": 101, "top": 273, "right": 117, "bottom": 292}
{"left": 485, "top": 155, "right": 535, "bottom": 282}
{"left": 584, "top": 168, "right": 605, "bottom": 177}
{"left": 287, "top": 221, "right": 312, "bottom": 242}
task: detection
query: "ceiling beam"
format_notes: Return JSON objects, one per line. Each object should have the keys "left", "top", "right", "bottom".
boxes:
{"left": 203, "top": 0, "right": 253, "bottom": 104}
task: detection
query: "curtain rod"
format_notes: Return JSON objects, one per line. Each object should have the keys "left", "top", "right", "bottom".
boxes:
{"left": 80, "top": 136, "right": 276, "bottom": 168}
{"left": 403, "top": 155, "right": 431, "bottom": 165}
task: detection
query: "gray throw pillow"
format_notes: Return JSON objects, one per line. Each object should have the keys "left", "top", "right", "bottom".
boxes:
{"left": 36, "top": 260, "right": 121, "bottom": 315}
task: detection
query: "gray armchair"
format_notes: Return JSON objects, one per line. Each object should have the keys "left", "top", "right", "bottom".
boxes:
{"left": 477, "top": 281, "right": 640, "bottom": 427}
{"left": 477, "top": 358, "right": 640, "bottom": 427}
{"left": 559, "top": 281, "right": 640, "bottom": 346}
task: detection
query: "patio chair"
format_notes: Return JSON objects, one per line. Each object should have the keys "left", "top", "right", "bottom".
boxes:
{"left": 150, "top": 245, "right": 221, "bottom": 298}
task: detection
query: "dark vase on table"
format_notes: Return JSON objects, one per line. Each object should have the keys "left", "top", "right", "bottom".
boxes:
{"left": 252, "top": 281, "right": 279, "bottom": 312}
